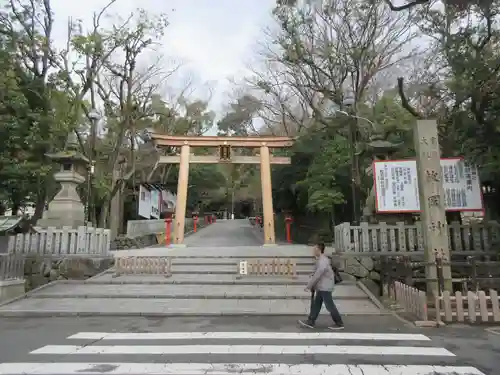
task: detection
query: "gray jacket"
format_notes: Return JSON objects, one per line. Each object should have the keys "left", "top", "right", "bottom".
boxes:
{"left": 307, "top": 254, "right": 335, "bottom": 292}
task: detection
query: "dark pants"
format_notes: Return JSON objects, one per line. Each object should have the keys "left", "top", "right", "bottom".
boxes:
{"left": 309, "top": 290, "right": 343, "bottom": 325}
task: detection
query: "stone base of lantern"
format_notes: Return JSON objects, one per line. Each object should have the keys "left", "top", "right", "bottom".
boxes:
{"left": 36, "top": 171, "right": 87, "bottom": 229}
{"left": 36, "top": 199, "right": 86, "bottom": 229}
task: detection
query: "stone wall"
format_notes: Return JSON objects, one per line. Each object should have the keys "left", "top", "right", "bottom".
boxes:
{"left": 24, "top": 256, "right": 114, "bottom": 291}
{"left": 111, "top": 233, "right": 158, "bottom": 250}
{"left": 114, "top": 219, "right": 208, "bottom": 250}
{"left": 343, "top": 254, "right": 500, "bottom": 292}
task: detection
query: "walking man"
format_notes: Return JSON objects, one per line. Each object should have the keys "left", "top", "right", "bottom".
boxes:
{"left": 299, "top": 243, "right": 344, "bottom": 330}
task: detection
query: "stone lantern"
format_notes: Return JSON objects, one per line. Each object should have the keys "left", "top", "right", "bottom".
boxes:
{"left": 36, "top": 133, "right": 89, "bottom": 229}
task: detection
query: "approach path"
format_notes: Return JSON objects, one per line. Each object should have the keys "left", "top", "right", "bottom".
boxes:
{"left": 183, "top": 218, "right": 264, "bottom": 247}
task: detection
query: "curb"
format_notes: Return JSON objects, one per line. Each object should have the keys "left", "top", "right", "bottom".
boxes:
{"left": 79, "top": 278, "right": 356, "bottom": 286}
{"left": 356, "top": 280, "right": 417, "bottom": 328}
{"left": 0, "top": 279, "right": 62, "bottom": 308}
{"left": 0, "top": 260, "right": 116, "bottom": 308}
{"left": 112, "top": 254, "right": 316, "bottom": 259}
{"left": 80, "top": 280, "right": 313, "bottom": 286}
{"left": 0, "top": 311, "right": 394, "bottom": 318}
{"left": 249, "top": 226, "right": 265, "bottom": 245}
{"left": 30, "top": 293, "right": 369, "bottom": 300}
{"left": 415, "top": 320, "right": 444, "bottom": 328}
{"left": 356, "top": 280, "right": 386, "bottom": 311}
{"left": 77, "top": 279, "right": 359, "bottom": 285}
{"left": 486, "top": 327, "right": 500, "bottom": 335}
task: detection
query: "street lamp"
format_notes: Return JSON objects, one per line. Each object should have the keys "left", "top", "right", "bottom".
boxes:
{"left": 231, "top": 189, "right": 235, "bottom": 220}
{"left": 342, "top": 89, "right": 360, "bottom": 224}
{"left": 88, "top": 109, "right": 100, "bottom": 122}
{"left": 343, "top": 90, "right": 355, "bottom": 107}
{"left": 87, "top": 109, "right": 100, "bottom": 225}
{"left": 142, "top": 128, "right": 154, "bottom": 142}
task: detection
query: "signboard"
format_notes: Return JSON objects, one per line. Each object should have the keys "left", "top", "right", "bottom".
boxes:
{"left": 161, "top": 190, "right": 176, "bottom": 209}
{"left": 239, "top": 261, "right": 248, "bottom": 275}
{"left": 150, "top": 188, "right": 160, "bottom": 219}
{"left": 373, "top": 158, "right": 483, "bottom": 213}
{"left": 138, "top": 185, "right": 151, "bottom": 218}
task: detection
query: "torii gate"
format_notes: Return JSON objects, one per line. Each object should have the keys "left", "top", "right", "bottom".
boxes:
{"left": 148, "top": 133, "right": 294, "bottom": 245}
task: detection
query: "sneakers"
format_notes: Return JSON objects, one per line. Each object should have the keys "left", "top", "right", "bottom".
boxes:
{"left": 328, "top": 324, "right": 345, "bottom": 331}
{"left": 299, "top": 319, "right": 345, "bottom": 330}
{"left": 298, "top": 319, "right": 315, "bottom": 328}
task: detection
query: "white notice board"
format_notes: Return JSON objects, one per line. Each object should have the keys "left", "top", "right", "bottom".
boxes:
{"left": 373, "top": 158, "right": 483, "bottom": 213}
{"left": 150, "top": 189, "right": 160, "bottom": 219}
{"left": 138, "top": 185, "right": 152, "bottom": 218}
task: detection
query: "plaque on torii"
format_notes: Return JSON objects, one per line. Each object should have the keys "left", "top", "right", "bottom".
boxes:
{"left": 145, "top": 132, "right": 295, "bottom": 245}
{"left": 219, "top": 144, "right": 231, "bottom": 162}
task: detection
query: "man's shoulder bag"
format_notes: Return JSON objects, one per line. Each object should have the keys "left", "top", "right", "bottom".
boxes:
{"left": 328, "top": 256, "right": 343, "bottom": 284}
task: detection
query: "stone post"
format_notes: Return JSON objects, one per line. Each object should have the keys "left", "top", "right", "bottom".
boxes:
{"left": 413, "top": 120, "right": 452, "bottom": 298}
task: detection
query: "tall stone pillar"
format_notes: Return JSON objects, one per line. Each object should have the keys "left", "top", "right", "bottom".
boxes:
{"left": 260, "top": 144, "right": 275, "bottom": 245}
{"left": 174, "top": 144, "right": 190, "bottom": 244}
{"left": 414, "top": 120, "right": 452, "bottom": 298}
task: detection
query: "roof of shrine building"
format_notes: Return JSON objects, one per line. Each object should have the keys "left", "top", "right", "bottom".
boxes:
{"left": 0, "top": 215, "right": 30, "bottom": 234}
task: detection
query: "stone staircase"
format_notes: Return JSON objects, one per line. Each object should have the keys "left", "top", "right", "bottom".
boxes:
{"left": 0, "top": 245, "right": 386, "bottom": 317}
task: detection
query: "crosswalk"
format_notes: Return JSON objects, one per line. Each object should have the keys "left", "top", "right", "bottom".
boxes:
{"left": 0, "top": 331, "right": 487, "bottom": 375}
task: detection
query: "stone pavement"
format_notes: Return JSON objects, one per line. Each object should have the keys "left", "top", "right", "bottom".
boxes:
{"left": 183, "top": 218, "right": 263, "bottom": 247}
{"left": 0, "top": 220, "right": 383, "bottom": 316}
{"left": 0, "top": 316, "right": 492, "bottom": 375}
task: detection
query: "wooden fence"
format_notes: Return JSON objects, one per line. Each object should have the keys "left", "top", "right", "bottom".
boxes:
{"left": 334, "top": 221, "right": 500, "bottom": 253}
{"left": 386, "top": 281, "right": 428, "bottom": 321}
{"left": 113, "top": 256, "right": 172, "bottom": 278}
{"left": 7, "top": 226, "right": 111, "bottom": 256}
{"left": 0, "top": 254, "right": 24, "bottom": 281}
{"left": 436, "top": 289, "right": 500, "bottom": 323}
{"left": 237, "top": 259, "right": 297, "bottom": 279}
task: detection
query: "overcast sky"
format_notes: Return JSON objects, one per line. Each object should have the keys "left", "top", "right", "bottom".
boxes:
{"left": 50, "top": 0, "right": 276, "bottom": 114}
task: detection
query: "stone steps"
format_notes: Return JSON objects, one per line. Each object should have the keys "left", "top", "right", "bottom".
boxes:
{"left": 0, "top": 241, "right": 383, "bottom": 317}
{"left": 170, "top": 264, "right": 313, "bottom": 274}
{"left": 113, "top": 245, "right": 313, "bottom": 258}
{"left": 29, "top": 283, "right": 368, "bottom": 300}
{"left": 89, "top": 272, "right": 320, "bottom": 284}
{"left": 170, "top": 258, "right": 314, "bottom": 265}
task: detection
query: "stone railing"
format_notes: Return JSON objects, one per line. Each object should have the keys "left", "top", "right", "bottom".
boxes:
{"left": 334, "top": 221, "right": 500, "bottom": 254}
{"left": 0, "top": 253, "right": 24, "bottom": 281}
{"left": 113, "top": 256, "right": 172, "bottom": 278}
{"left": 237, "top": 258, "right": 297, "bottom": 279}
{"left": 7, "top": 226, "right": 111, "bottom": 256}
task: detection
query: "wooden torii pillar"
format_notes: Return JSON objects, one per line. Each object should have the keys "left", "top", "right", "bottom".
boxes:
{"left": 148, "top": 134, "right": 294, "bottom": 245}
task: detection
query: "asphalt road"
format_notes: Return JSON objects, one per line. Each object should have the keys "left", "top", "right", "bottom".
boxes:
{"left": 0, "top": 315, "right": 497, "bottom": 374}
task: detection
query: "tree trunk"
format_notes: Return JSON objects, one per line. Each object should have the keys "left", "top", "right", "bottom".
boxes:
{"left": 31, "top": 193, "right": 47, "bottom": 222}
{"left": 99, "top": 202, "right": 110, "bottom": 228}
{"left": 11, "top": 202, "right": 21, "bottom": 216}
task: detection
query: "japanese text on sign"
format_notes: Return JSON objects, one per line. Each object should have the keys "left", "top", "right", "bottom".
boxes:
{"left": 373, "top": 158, "right": 483, "bottom": 213}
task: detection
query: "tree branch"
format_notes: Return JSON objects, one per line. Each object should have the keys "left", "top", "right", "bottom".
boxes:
{"left": 397, "top": 77, "right": 423, "bottom": 118}
{"left": 383, "top": 0, "right": 429, "bottom": 11}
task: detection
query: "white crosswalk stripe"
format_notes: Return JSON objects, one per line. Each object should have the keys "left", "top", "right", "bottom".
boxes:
{"left": 0, "top": 331, "right": 488, "bottom": 375}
